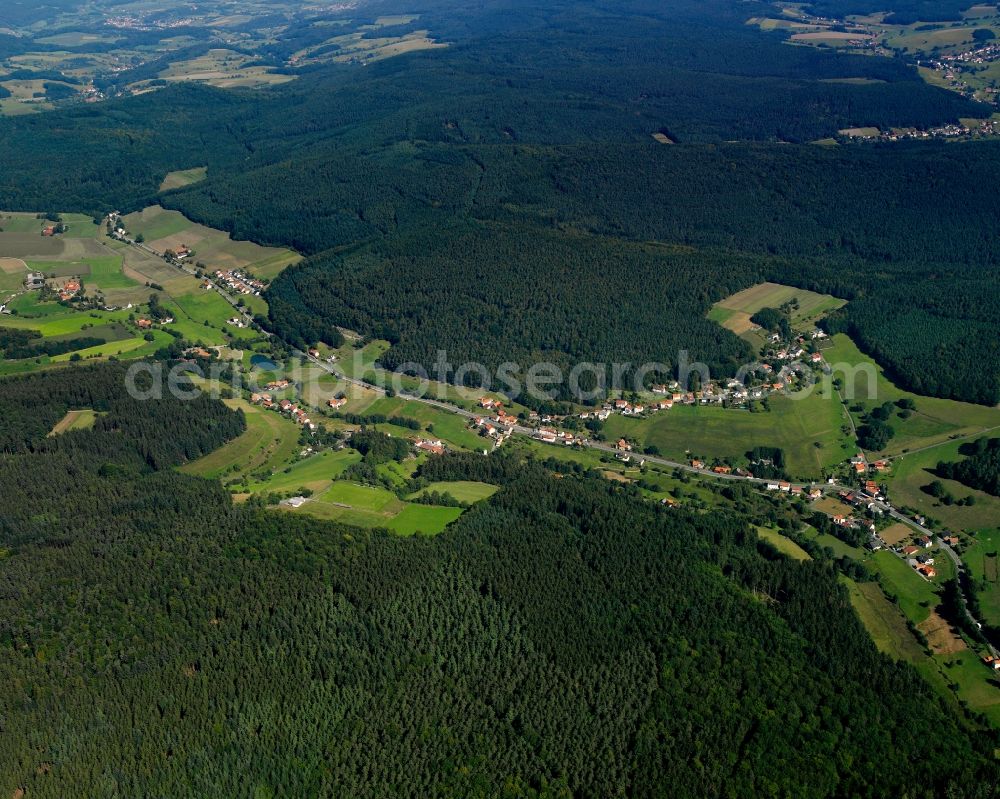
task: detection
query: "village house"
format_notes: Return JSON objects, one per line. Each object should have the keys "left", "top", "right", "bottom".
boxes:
{"left": 136, "top": 318, "right": 153, "bottom": 330}
{"left": 327, "top": 397, "right": 347, "bottom": 410}
{"left": 690, "top": 459, "right": 704, "bottom": 469}
{"left": 415, "top": 438, "right": 445, "bottom": 455}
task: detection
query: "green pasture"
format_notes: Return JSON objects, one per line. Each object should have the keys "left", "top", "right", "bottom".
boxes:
{"left": 602, "top": 390, "right": 853, "bottom": 479}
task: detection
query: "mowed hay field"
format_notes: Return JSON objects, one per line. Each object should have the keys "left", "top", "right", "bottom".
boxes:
{"left": 824, "top": 334, "right": 1000, "bottom": 455}
{"left": 122, "top": 206, "right": 300, "bottom": 278}
{"left": 602, "top": 390, "right": 855, "bottom": 479}
{"left": 880, "top": 522, "right": 913, "bottom": 547}
{"left": 708, "top": 281, "right": 847, "bottom": 344}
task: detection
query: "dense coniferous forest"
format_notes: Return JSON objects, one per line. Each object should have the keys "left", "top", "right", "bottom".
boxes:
{"left": 0, "top": 367, "right": 998, "bottom": 796}
{"left": 0, "top": 0, "right": 997, "bottom": 401}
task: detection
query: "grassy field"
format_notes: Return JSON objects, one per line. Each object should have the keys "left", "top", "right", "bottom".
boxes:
{"left": 180, "top": 399, "right": 301, "bottom": 483}
{"left": 756, "top": 526, "right": 811, "bottom": 560}
{"left": 121, "top": 205, "right": 300, "bottom": 280}
{"left": 284, "top": 479, "right": 463, "bottom": 535}
{"left": 408, "top": 481, "right": 499, "bottom": 504}
{"left": 292, "top": 30, "right": 447, "bottom": 66}
{"left": 246, "top": 448, "right": 361, "bottom": 496}
{"left": 602, "top": 390, "right": 854, "bottom": 479}
{"left": 799, "top": 524, "right": 866, "bottom": 559}
{"left": 159, "top": 167, "right": 207, "bottom": 192}
{"left": 824, "top": 334, "right": 1000, "bottom": 456}
{"left": 364, "top": 395, "right": 487, "bottom": 450}
{"left": 708, "top": 281, "right": 846, "bottom": 346}
{"left": 844, "top": 577, "right": 926, "bottom": 661}
{"left": 936, "top": 649, "right": 1000, "bottom": 728}
{"left": 385, "top": 504, "right": 463, "bottom": 536}
{"left": 47, "top": 408, "right": 102, "bottom": 435}
{"left": 886, "top": 438, "right": 1000, "bottom": 534}
{"left": 0, "top": 288, "right": 172, "bottom": 369}
{"left": 155, "top": 49, "right": 295, "bottom": 89}
{"left": 868, "top": 549, "right": 939, "bottom": 624}
{"left": 965, "top": 529, "right": 1000, "bottom": 628}
{"left": 841, "top": 577, "right": 985, "bottom": 725}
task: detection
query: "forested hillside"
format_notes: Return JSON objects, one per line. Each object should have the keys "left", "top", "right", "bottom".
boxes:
{"left": 0, "top": 368, "right": 998, "bottom": 796}
{"left": 0, "top": 0, "right": 998, "bottom": 402}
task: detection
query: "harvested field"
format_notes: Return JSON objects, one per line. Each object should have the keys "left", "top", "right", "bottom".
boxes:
{"left": 881, "top": 522, "right": 913, "bottom": 547}
{"left": 918, "top": 611, "right": 967, "bottom": 655}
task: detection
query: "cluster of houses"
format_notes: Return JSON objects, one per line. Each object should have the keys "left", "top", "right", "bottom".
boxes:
{"left": 900, "top": 538, "right": 938, "bottom": 579}
{"left": 577, "top": 353, "right": 829, "bottom": 423}
{"left": 918, "top": 40, "right": 1000, "bottom": 108}
{"left": 473, "top": 399, "right": 518, "bottom": 447}
{"left": 849, "top": 451, "right": 890, "bottom": 478}
{"left": 844, "top": 121, "right": 1000, "bottom": 143}
{"left": 250, "top": 390, "right": 317, "bottom": 431}
{"left": 213, "top": 270, "right": 265, "bottom": 297}
{"left": 763, "top": 481, "right": 825, "bottom": 501}
{"left": 57, "top": 279, "right": 81, "bottom": 302}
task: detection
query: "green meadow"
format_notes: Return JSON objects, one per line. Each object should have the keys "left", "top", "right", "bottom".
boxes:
{"left": 180, "top": 399, "right": 302, "bottom": 483}
{"left": 756, "top": 526, "right": 811, "bottom": 561}
{"left": 824, "top": 334, "right": 1000, "bottom": 456}
{"left": 121, "top": 205, "right": 300, "bottom": 280}
{"left": 885, "top": 438, "right": 1000, "bottom": 534}
{"left": 867, "top": 549, "right": 939, "bottom": 624}
{"left": 602, "top": 390, "right": 854, "bottom": 479}
{"left": 409, "top": 481, "right": 499, "bottom": 504}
